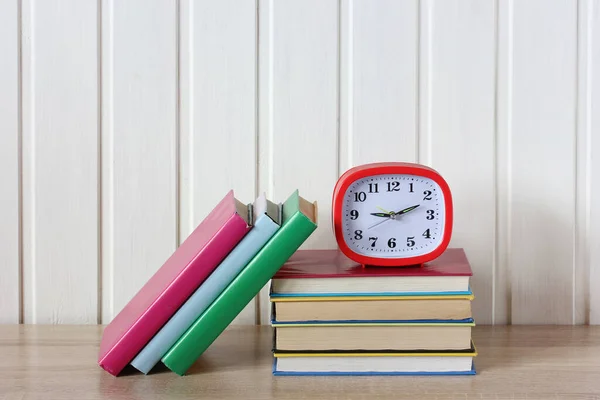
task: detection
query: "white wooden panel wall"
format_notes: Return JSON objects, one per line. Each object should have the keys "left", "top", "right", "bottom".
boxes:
{"left": 258, "top": 0, "right": 339, "bottom": 323}
{"left": 22, "top": 0, "right": 99, "bottom": 324}
{"left": 0, "top": 0, "right": 20, "bottom": 324}
{"left": 180, "top": 0, "right": 258, "bottom": 325}
{"left": 502, "top": 0, "right": 578, "bottom": 325}
{"left": 1, "top": 0, "right": 599, "bottom": 325}
{"left": 582, "top": 0, "right": 600, "bottom": 325}
{"left": 339, "top": 0, "right": 418, "bottom": 168}
{"left": 420, "top": 0, "right": 496, "bottom": 324}
{"left": 101, "top": 0, "right": 178, "bottom": 323}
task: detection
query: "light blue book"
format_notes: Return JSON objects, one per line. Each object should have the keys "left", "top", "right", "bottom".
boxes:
{"left": 130, "top": 194, "right": 281, "bottom": 374}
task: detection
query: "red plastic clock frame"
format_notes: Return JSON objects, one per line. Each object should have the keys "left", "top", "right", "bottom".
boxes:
{"left": 332, "top": 162, "right": 453, "bottom": 267}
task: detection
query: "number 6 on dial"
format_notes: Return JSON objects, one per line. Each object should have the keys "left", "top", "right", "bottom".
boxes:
{"left": 331, "top": 162, "right": 453, "bottom": 267}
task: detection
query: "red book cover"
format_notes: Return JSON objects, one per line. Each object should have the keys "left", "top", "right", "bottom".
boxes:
{"left": 273, "top": 248, "right": 472, "bottom": 279}
{"left": 98, "top": 190, "right": 251, "bottom": 376}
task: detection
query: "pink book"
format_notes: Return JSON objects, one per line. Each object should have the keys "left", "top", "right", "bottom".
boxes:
{"left": 98, "top": 190, "right": 251, "bottom": 376}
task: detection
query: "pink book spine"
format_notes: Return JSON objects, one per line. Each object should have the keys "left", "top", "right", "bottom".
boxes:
{"left": 98, "top": 215, "right": 249, "bottom": 376}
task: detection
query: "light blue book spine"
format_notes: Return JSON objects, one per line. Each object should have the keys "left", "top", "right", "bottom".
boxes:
{"left": 130, "top": 213, "right": 280, "bottom": 374}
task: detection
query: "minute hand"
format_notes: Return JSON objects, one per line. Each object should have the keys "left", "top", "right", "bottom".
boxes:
{"left": 393, "top": 204, "right": 420, "bottom": 216}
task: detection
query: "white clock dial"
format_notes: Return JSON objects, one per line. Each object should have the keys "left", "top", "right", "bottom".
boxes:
{"left": 341, "top": 174, "right": 446, "bottom": 258}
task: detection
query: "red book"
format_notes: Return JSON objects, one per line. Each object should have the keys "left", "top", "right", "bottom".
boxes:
{"left": 271, "top": 248, "right": 472, "bottom": 296}
{"left": 98, "top": 190, "right": 251, "bottom": 376}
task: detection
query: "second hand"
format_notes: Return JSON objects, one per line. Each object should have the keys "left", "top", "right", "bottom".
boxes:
{"left": 368, "top": 218, "right": 392, "bottom": 230}
{"left": 369, "top": 206, "right": 395, "bottom": 230}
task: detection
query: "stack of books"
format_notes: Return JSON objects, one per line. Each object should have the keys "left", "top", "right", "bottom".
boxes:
{"left": 98, "top": 189, "right": 318, "bottom": 376}
{"left": 269, "top": 248, "right": 477, "bottom": 376}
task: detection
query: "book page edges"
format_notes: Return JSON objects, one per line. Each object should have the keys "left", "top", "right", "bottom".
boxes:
{"left": 273, "top": 340, "right": 478, "bottom": 358}
{"left": 266, "top": 198, "right": 280, "bottom": 224}
{"left": 299, "top": 195, "right": 318, "bottom": 224}
{"left": 272, "top": 322, "right": 476, "bottom": 327}
{"left": 235, "top": 198, "right": 251, "bottom": 225}
{"left": 270, "top": 294, "right": 475, "bottom": 302}
{"left": 251, "top": 193, "right": 280, "bottom": 225}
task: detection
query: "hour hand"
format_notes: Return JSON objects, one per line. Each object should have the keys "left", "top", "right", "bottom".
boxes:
{"left": 370, "top": 212, "right": 391, "bottom": 218}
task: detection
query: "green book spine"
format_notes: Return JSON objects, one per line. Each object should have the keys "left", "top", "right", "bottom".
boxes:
{"left": 162, "top": 190, "right": 317, "bottom": 375}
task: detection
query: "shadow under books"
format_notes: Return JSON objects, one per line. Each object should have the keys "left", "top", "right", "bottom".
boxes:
{"left": 146, "top": 327, "right": 270, "bottom": 376}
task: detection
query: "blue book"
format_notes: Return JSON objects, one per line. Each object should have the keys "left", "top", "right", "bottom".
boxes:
{"left": 130, "top": 194, "right": 281, "bottom": 374}
{"left": 271, "top": 318, "right": 475, "bottom": 325}
{"left": 272, "top": 359, "right": 477, "bottom": 376}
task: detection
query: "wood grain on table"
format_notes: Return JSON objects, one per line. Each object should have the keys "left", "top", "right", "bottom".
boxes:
{"left": 1, "top": 325, "right": 599, "bottom": 399}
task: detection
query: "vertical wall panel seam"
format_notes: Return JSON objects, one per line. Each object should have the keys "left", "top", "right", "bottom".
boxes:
{"left": 425, "top": 0, "right": 433, "bottom": 166}
{"left": 427, "top": 0, "right": 433, "bottom": 165}
{"left": 254, "top": 0, "right": 260, "bottom": 325}
{"left": 256, "top": 0, "right": 263, "bottom": 325}
{"left": 336, "top": 0, "right": 341, "bottom": 178}
{"left": 586, "top": 4, "right": 592, "bottom": 321}
{"left": 102, "top": 0, "right": 115, "bottom": 323}
{"left": 267, "top": 0, "right": 274, "bottom": 199}
{"left": 418, "top": 0, "right": 433, "bottom": 166}
{"left": 97, "top": 0, "right": 103, "bottom": 325}
{"left": 588, "top": 0, "right": 597, "bottom": 324}
{"left": 187, "top": 0, "right": 195, "bottom": 238}
{"left": 27, "top": 0, "right": 37, "bottom": 324}
{"left": 346, "top": 0, "right": 354, "bottom": 170}
{"left": 576, "top": 0, "right": 594, "bottom": 324}
{"left": 264, "top": 0, "right": 275, "bottom": 324}
{"left": 586, "top": 0, "right": 593, "bottom": 324}
{"left": 255, "top": 0, "right": 260, "bottom": 202}
{"left": 17, "top": 0, "right": 24, "bottom": 324}
{"left": 415, "top": 0, "right": 421, "bottom": 164}
{"left": 495, "top": 0, "right": 513, "bottom": 325}
{"left": 107, "top": 0, "right": 114, "bottom": 323}
{"left": 175, "top": 0, "right": 181, "bottom": 248}
{"left": 585, "top": 0, "right": 594, "bottom": 324}
{"left": 505, "top": 0, "right": 514, "bottom": 324}
{"left": 492, "top": 0, "right": 499, "bottom": 325}
{"left": 255, "top": 0, "right": 261, "bottom": 325}
{"left": 417, "top": 0, "right": 424, "bottom": 164}
{"left": 574, "top": 0, "right": 581, "bottom": 325}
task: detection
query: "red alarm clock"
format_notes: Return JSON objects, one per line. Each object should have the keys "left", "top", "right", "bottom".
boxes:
{"left": 332, "top": 162, "right": 453, "bottom": 267}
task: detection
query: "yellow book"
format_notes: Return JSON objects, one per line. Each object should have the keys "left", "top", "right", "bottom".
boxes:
{"left": 272, "top": 342, "right": 478, "bottom": 376}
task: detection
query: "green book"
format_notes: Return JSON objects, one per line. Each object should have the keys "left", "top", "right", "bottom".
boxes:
{"left": 162, "top": 190, "right": 318, "bottom": 375}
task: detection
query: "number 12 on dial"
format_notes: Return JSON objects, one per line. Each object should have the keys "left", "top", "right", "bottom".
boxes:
{"left": 332, "top": 162, "right": 453, "bottom": 267}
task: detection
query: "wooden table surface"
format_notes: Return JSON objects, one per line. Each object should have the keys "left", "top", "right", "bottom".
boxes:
{"left": 1, "top": 325, "right": 600, "bottom": 399}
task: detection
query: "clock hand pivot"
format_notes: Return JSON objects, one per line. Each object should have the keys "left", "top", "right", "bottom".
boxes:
{"left": 377, "top": 206, "right": 392, "bottom": 214}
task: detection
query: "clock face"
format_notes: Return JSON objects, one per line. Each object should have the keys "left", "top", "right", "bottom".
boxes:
{"left": 341, "top": 174, "right": 446, "bottom": 258}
